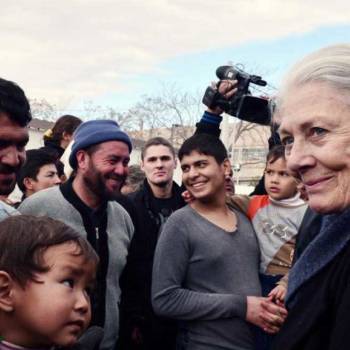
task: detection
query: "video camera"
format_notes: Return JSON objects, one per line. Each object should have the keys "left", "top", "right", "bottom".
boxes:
{"left": 202, "top": 65, "right": 272, "bottom": 125}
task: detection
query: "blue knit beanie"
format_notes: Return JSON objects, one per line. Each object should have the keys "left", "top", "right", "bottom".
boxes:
{"left": 69, "top": 119, "right": 132, "bottom": 168}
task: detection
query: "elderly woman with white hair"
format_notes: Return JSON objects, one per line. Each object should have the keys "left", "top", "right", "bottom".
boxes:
{"left": 272, "top": 44, "right": 350, "bottom": 349}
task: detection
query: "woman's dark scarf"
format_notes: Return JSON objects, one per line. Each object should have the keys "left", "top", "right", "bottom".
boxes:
{"left": 286, "top": 207, "right": 350, "bottom": 308}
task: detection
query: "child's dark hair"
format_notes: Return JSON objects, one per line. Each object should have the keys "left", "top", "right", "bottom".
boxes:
{"left": 266, "top": 145, "right": 286, "bottom": 164}
{"left": 16, "top": 149, "right": 59, "bottom": 194}
{"left": 0, "top": 215, "right": 98, "bottom": 287}
{"left": 178, "top": 134, "right": 228, "bottom": 164}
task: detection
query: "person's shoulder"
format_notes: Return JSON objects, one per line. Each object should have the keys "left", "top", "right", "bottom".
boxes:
{"left": 109, "top": 199, "right": 132, "bottom": 218}
{"left": 108, "top": 200, "right": 134, "bottom": 231}
{"left": 0, "top": 201, "right": 20, "bottom": 221}
{"left": 162, "top": 205, "right": 196, "bottom": 231}
{"left": 158, "top": 206, "right": 193, "bottom": 242}
{"left": 169, "top": 204, "right": 192, "bottom": 219}
{"left": 246, "top": 195, "right": 269, "bottom": 219}
{"left": 19, "top": 186, "right": 64, "bottom": 211}
{"left": 226, "top": 194, "right": 252, "bottom": 216}
{"left": 115, "top": 194, "right": 136, "bottom": 212}
{"left": 127, "top": 186, "right": 145, "bottom": 203}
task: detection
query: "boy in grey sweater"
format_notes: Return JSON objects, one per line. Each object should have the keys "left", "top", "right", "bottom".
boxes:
{"left": 152, "top": 134, "right": 287, "bottom": 350}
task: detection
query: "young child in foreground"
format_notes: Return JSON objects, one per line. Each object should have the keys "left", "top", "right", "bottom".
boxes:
{"left": 0, "top": 215, "right": 98, "bottom": 350}
{"left": 247, "top": 145, "right": 307, "bottom": 302}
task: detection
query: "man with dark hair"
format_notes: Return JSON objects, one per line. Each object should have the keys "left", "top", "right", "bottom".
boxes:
{"left": 119, "top": 137, "right": 185, "bottom": 350}
{"left": 17, "top": 149, "right": 61, "bottom": 200}
{"left": 0, "top": 77, "right": 31, "bottom": 220}
{"left": 152, "top": 133, "right": 287, "bottom": 350}
{"left": 19, "top": 119, "right": 134, "bottom": 350}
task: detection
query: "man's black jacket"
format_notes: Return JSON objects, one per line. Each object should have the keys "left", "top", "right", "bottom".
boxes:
{"left": 118, "top": 180, "right": 185, "bottom": 349}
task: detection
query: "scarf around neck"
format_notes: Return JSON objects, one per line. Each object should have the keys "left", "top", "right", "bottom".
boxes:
{"left": 286, "top": 207, "right": 350, "bottom": 308}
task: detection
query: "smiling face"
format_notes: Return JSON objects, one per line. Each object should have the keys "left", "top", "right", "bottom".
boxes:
{"left": 79, "top": 140, "right": 130, "bottom": 200}
{"left": 9, "top": 242, "right": 95, "bottom": 348}
{"left": 264, "top": 157, "right": 298, "bottom": 200}
{"left": 0, "top": 113, "right": 28, "bottom": 195}
{"left": 278, "top": 81, "right": 350, "bottom": 213}
{"left": 181, "top": 151, "right": 229, "bottom": 202}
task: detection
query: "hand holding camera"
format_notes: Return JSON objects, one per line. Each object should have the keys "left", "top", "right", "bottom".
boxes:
{"left": 203, "top": 65, "right": 272, "bottom": 125}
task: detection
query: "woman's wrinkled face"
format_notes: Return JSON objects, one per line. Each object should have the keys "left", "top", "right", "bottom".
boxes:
{"left": 278, "top": 81, "right": 350, "bottom": 214}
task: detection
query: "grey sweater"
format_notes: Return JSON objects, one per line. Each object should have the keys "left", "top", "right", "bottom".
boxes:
{"left": 152, "top": 205, "right": 261, "bottom": 350}
{"left": 19, "top": 186, "right": 134, "bottom": 350}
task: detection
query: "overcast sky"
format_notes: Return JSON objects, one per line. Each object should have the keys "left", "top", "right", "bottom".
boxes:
{"left": 1, "top": 0, "right": 349, "bottom": 115}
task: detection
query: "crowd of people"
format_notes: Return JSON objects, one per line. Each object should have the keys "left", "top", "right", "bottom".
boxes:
{"left": 0, "top": 43, "right": 350, "bottom": 350}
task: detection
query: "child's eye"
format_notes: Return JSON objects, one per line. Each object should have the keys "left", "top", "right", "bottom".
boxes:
{"left": 62, "top": 279, "right": 74, "bottom": 288}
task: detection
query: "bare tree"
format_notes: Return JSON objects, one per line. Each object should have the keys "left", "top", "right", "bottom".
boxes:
{"left": 126, "top": 84, "right": 202, "bottom": 144}
{"left": 82, "top": 100, "right": 139, "bottom": 131}
{"left": 30, "top": 99, "right": 58, "bottom": 121}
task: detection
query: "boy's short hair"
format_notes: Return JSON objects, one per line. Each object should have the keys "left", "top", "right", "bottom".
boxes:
{"left": 266, "top": 145, "right": 286, "bottom": 164}
{"left": 0, "top": 215, "right": 98, "bottom": 287}
{"left": 178, "top": 134, "right": 228, "bottom": 164}
{"left": 141, "top": 137, "right": 176, "bottom": 160}
{"left": 16, "top": 149, "right": 59, "bottom": 193}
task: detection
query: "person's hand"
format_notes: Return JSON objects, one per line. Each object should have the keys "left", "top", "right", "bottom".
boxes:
{"left": 182, "top": 190, "right": 195, "bottom": 204}
{"left": 246, "top": 296, "right": 287, "bottom": 334}
{"left": 207, "top": 79, "right": 238, "bottom": 115}
{"left": 268, "top": 285, "right": 287, "bottom": 305}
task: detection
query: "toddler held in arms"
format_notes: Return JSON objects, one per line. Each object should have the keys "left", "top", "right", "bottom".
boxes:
{"left": 247, "top": 146, "right": 307, "bottom": 303}
{"left": 247, "top": 146, "right": 307, "bottom": 350}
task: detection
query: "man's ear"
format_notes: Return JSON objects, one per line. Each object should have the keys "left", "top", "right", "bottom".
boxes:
{"left": 62, "top": 131, "right": 71, "bottom": 142}
{"left": 223, "top": 158, "right": 232, "bottom": 175}
{"left": 140, "top": 160, "right": 145, "bottom": 172}
{"left": 23, "top": 177, "right": 35, "bottom": 191}
{"left": 76, "top": 150, "right": 89, "bottom": 171}
{"left": 0, "top": 271, "right": 15, "bottom": 312}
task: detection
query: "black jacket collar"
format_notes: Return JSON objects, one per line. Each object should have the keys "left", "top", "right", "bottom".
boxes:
{"left": 60, "top": 177, "right": 107, "bottom": 225}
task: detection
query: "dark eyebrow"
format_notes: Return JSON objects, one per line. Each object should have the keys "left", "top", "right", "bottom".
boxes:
{"left": 194, "top": 159, "right": 208, "bottom": 165}
{"left": 61, "top": 265, "right": 85, "bottom": 276}
{"left": 0, "top": 135, "right": 29, "bottom": 146}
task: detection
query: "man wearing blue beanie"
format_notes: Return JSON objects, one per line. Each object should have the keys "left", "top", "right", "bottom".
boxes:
{"left": 19, "top": 119, "right": 134, "bottom": 350}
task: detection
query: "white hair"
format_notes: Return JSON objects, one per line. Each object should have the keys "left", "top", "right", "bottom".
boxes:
{"left": 277, "top": 44, "right": 350, "bottom": 108}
